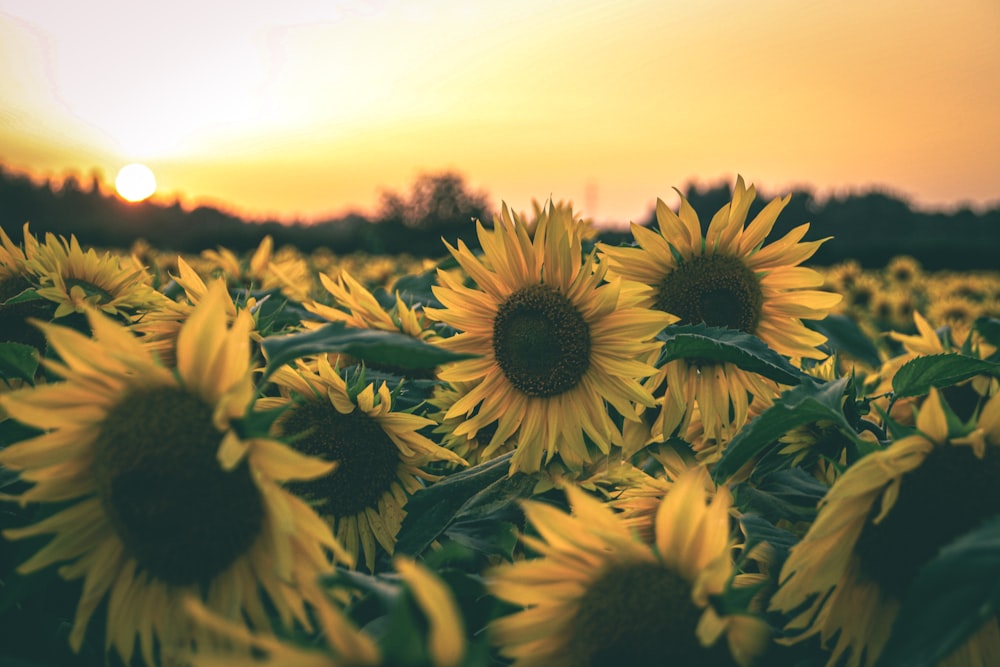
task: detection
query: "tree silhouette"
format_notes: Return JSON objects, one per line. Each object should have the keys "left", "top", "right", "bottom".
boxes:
{"left": 2, "top": 164, "right": 999, "bottom": 268}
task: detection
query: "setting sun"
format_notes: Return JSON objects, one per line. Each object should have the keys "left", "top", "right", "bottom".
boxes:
{"left": 115, "top": 163, "right": 157, "bottom": 202}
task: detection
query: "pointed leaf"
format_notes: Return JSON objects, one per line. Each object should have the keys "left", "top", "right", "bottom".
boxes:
{"left": 656, "top": 324, "right": 810, "bottom": 386}
{"left": 444, "top": 519, "right": 520, "bottom": 560}
{"left": 713, "top": 377, "right": 858, "bottom": 482}
{"left": 395, "top": 452, "right": 519, "bottom": 557}
{"left": 731, "top": 467, "right": 830, "bottom": 523}
{"left": 891, "top": 353, "right": 1000, "bottom": 399}
{"left": 260, "top": 321, "right": 476, "bottom": 381}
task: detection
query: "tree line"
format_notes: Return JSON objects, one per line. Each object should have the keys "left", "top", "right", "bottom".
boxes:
{"left": 1, "top": 164, "right": 997, "bottom": 269}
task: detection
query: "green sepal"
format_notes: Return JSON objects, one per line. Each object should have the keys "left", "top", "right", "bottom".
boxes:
{"left": 1, "top": 287, "right": 42, "bottom": 305}
{"left": 656, "top": 324, "right": 810, "bottom": 386}
{"left": 241, "top": 288, "right": 312, "bottom": 336}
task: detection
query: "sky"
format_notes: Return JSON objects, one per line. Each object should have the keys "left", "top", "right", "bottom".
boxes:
{"left": 1, "top": 0, "right": 998, "bottom": 225}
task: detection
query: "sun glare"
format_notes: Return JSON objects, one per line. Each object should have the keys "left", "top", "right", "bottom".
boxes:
{"left": 115, "top": 163, "right": 157, "bottom": 202}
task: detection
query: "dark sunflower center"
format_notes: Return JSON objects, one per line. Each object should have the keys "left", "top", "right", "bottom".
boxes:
{"left": 851, "top": 287, "right": 873, "bottom": 309}
{"left": 0, "top": 277, "right": 53, "bottom": 353}
{"left": 277, "top": 400, "right": 400, "bottom": 517}
{"left": 854, "top": 445, "right": 1000, "bottom": 601}
{"left": 569, "top": 561, "right": 737, "bottom": 667}
{"left": 656, "top": 255, "right": 763, "bottom": 333}
{"left": 93, "top": 386, "right": 264, "bottom": 587}
{"left": 492, "top": 284, "right": 591, "bottom": 398}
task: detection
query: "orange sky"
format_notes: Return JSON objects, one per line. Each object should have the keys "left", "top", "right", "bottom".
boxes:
{"left": 1, "top": 0, "right": 998, "bottom": 225}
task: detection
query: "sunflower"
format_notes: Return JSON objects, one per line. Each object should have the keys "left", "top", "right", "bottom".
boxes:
{"left": 823, "top": 259, "right": 863, "bottom": 296}
{"left": 427, "top": 379, "right": 517, "bottom": 466}
{"left": 0, "top": 222, "right": 37, "bottom": 283}
{"left": 0, "top": 223, "right": 50, "bottom": 352}
{"left": 132, "top": 255, "right": 264, "bottom": 364}
{"left": 425, "top": 202, "right": 674, "bottom": 474}
{"left": 304, "top": 271, "right": 434, "bottom": 340}
{"left": 0, "top": 280, "right": 346, "bottom": 666}
{"left": 202, "top": 234, "right": 313, "bottom": 302}
{"left": 927, "top": 294, "right": 982, "bottom": 332}
{"left": 487, "top": 468, "right": 770, "bottom": 666}
{"left": 883, "top": 255, "right": 923, "bottom": 289}
{"left": 301, "top": 270, "right": 439, "bottom": 375}
{"left": 606, "top": 443, "right": 708, "bottom": 544}
{"left": 257, "top": 355, "right": 467, "bottom": 571}
{"left": 598, "top": 176, "right": 841, "bottom": 444}
{"left": 184, "top": 555, "right": 465, "bottom": 667}
{"left": 866, "top": 311, "right": 996, "bottom": 426}
{"left": 769, "top": 388, "right": 1000, "bottom": 667}
{"left": 523, "top": 197, "right": 599, "bottom": 240}
{"left": 25, "top": 229, "right": 166, "bottom": 319}
{"left": 843, "top": 273, "right": 881, "bottom": 315}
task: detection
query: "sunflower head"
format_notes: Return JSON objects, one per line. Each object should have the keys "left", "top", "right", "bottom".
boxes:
{"left": 0, "top": 281, "right": 343, "bottom": 665}
{"left": 201, "top": 235, "right": 313, "bottom": 302}
{"left": 770, "top": 388, "right": 1000, "bottom": 667}
{"left": 597, "top": 177, "right": 839, "bottom": 444}
{"left": 261, "top": 356, "right": 466, "bottom": 571}
{"left": 24, "top": 231, "right": 166, "bottom": 320}
{"left": 426, "top": 201, "right": 671, "bottom": 473}
{"left": 488, "top": 469, "right": 770, "bottom": 667}
{"left": 884, "top": 255, "right": 923, "bottom": 288}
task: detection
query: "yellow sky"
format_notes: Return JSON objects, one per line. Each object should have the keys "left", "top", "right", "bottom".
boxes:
{"left": 1, "top": 0, "right": 998, "bottom": 224}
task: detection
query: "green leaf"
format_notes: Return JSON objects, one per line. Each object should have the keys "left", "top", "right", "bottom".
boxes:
{"left": 805, "top": 313, "right": 883, "bottom": 368}
{"left": 656, "top": 324, "right": 810, "bottom": 386}
{"left": 891, "top": 353, "right": 1000, "bottom": 399}
{"left": 385, "top": 270, "right": 444, "bottom": 310}
{"left": 1, "top": 287, "right": 42, "bottom": 305}
{"left": 712, "top": 377, "right": 858, "bottom": 483}
{"left": 395, "top": 452, "right": 533, "bottom": 557}
{"left": 260, "top": 321, "right": 476, "bottom": 381}
{"left": 444, "top": 519, "right": 519, "bottom": 560}
{"left": 731, "top": 468, "right": 830, "bottom": 524}
{"left": 875, "top": 515, "right": 1000, "bottom": 667}
{"left": 0, "top": 342, "right": 38, "bottom": 383}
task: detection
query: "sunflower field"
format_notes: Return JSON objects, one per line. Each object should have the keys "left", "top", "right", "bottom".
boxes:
{"left": 1, "top": 177, "right": 999, "bottom": 667}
